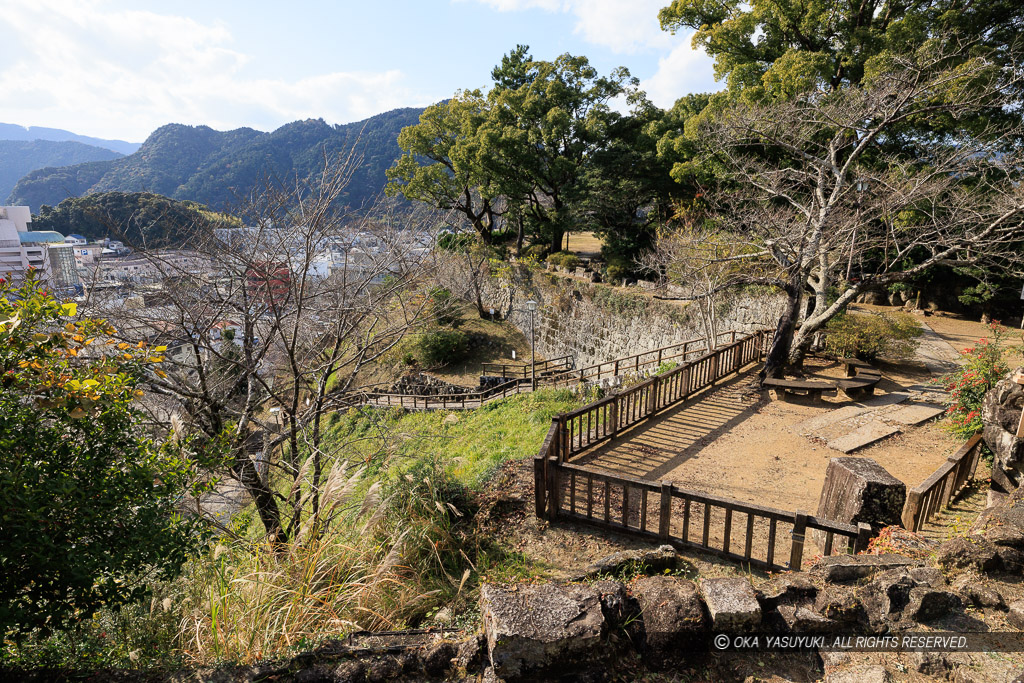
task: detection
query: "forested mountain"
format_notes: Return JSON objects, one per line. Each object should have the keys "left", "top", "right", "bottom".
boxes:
{"left": 31, "top": 192, "right": 239, "bottom": 247}
{"left": 8, "top": 108, "right": 425, "bottom": 212}
{"left": 0, "top": 123, "right": 139, "bottom": 155}
{"left": 0, "top": 140, "right": 122, "bottom": 202}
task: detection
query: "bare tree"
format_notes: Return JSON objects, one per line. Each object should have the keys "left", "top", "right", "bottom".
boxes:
{"left": 649, "top": 40, "right": 1024, "bottom": 377}
{"left": 99, "top": 161, "right": 446, "bottom": 544}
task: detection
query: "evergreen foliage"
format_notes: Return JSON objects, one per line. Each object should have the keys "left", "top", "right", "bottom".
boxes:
{"left": 30, "top": 192, "right": 239, "bottom": 247}
{"left": 0, "top": 141, "right": 120, "bottom": 204}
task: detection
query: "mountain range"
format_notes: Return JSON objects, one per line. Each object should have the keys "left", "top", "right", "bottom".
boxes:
{"left": 0, "top": 140, "right": 123, "bottom": 203}
{"left": 6, "top": 108, "right": 425, "bottom": 213}
{"left": 0, "top": 123, "right": 140, "bottom": 155}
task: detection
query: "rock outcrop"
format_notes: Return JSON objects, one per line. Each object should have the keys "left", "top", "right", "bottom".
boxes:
{"left": 982, "top": 368, "right": 1024, "bottom": 489}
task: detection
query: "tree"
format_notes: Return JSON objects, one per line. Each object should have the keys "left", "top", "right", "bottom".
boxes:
{"left": 387, "top": 94, "right": 504, "bottom": 244}
{"left": 0, "top": 273, "right": 205, "bottom": 638}
{"left": 658, "top": 0, "right": 1024, "bottom": 100}
{"left": 388, "top": 46, "right": 644, "bottom": 253}
{"left": 647, "top": 42, "right": 1024, "bottom": 377}
{"left": 101, "top": 159, "right": 443, "bottom": 546}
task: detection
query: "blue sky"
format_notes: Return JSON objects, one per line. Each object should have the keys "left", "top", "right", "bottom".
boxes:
{"left": 1, "top": 0, "right": 720, "bottom": 142}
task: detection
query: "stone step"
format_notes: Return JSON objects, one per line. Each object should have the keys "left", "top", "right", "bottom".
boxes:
{"left": 796, "top": 405, "right": 873, "bottom": 435}
{"left": 883, "top": 402, "right": 946, "bottom": 426}
{"left": 826, "top": 420, "right": 903, "bottom": 453}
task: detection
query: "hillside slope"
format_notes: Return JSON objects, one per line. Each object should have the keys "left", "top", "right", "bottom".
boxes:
{"left": 8, "top": 108, "right": 425, "bottom": 211}
{"left": 0, "top": 140, "right": 122, "bottom": 202}
{"left": 31, "top": 192, "right": 239, "bottom": 247}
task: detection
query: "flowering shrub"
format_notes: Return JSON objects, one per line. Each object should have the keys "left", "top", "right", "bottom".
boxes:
{"left": 939, "top": 321, "right": 1010, "bottom": 439}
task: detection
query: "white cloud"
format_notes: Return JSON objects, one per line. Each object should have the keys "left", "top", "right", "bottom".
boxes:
{"left": 641, "top": 37, "right": 722, "bottom": 109}
{"left": 463, "top": 0, "right": 721, "bottom": 105}
{"left": 464, "top": 0, "right": 672, "bottom": 54}
{"left": 0, "top": 0, "right": 434, "bottom": 141}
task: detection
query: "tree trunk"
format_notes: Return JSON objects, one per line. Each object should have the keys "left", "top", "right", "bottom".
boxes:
{"left": 761, "top": 286, "right": 800, "bottom": 381}
{"left": 235, "top": 450, "right": 286, "bottom": 545}
{"left": 515, "top": 215, "right": 525, "bottom": 256}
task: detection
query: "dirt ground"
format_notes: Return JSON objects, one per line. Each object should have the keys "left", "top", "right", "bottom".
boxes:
{"left": 575, "top": 355, "right": 960, "bottom": 514}
{"left": 853, "top": 303, "right": 1024, "bottom": 358}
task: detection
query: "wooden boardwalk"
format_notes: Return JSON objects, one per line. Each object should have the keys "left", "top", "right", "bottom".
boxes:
{"left": 572, "top": 371, "right": 762, "bottom": 481}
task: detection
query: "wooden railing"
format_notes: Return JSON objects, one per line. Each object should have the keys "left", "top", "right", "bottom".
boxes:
{"left": 366, "top": 377, "right": 527, "bottom": 411}
{"left": 549, "top": 331, "right": 768, "bottom": 463}
{"left": 902, "top": 433, "right": 986, "bottom": 532}
{"left": 533, "top": 457, "right": 870, "bottom": 571}
{"left": 530, "top": 329, "right": 869, "bottom": 572}
{"left": 544, "top": 331, "right": 742, "bottom": 387}
{"left": 481, "top": 354, "right": 574, "bottom": 380}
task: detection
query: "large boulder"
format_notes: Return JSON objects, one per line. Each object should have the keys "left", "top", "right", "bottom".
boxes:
{"left": 632, "top": 575, "right": 707, "bottom": 666}
{"left": 568, "top": 544, "right": 679, "bottom": 582}
{"left": 855, "top": 568, "right": 960, "bottom": 630}
{"left": 814, "top": 458, "right": 906, "bottom": 551}
{"left": 699, "top": 577, "right": 761, "bottom": 631}
{"left": 757, "top": 572, "right": 818, "bottom": 610}
{"left": 480, "top": 582, "right": 607, "bottom": 680}
{"left": 982, "top": 368, "right": 1024, "bottom": 489}
{"left": 812, "top": 553, "right": 918, "bottom": 583}
{"left": 936, "top": 536, "right": 1002, "bottom": 573}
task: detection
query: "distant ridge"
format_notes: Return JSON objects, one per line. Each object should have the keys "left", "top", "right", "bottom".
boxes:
{"left": 6, "top": 107, "right": 426, "bottom": 211}
{"left": 0, "top": 123, "right": 140, "bottom": 155}
{"left": 0, "top": 140, "right": 122, "bottom": 202}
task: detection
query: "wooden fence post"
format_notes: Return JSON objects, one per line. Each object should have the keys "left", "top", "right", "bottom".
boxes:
{"left": 648, "top": 377, "right": 659, "bottom": 413}
{"left": 902, "top": 490, "right": 922, "bottom": 532}
{"left": 659, "top": 481, "right": 672, "bottom": 539}
{"left": 610, "top": 398, "right": 619, "bottom": 436}
{"left": 854, "top": 522, "right": 873, "bottom": 554}
{"left": 546, "top": 460, "right": 560, "bottom": 520}
{"left": 790, "top": 511, "right": 808, "bottom": 570}
{"left": 534, "top": 456, "right": 547, "bottom": 519}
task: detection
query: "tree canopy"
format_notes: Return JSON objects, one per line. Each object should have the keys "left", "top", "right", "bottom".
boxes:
{"left": 387, "top": 46, "right": 659, "bottom": 254}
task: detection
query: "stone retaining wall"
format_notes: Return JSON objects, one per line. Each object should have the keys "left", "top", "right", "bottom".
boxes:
{"left": 437, "top": 258, "right": 785, "bottom": 370}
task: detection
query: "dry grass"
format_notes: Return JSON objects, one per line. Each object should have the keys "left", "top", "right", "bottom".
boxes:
{"left": 563, "top": 231, "right": 603, "bottom": 256}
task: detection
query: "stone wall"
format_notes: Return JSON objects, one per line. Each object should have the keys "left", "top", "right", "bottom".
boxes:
{"left": 438, "top": 257, "right": 786, "bottom": 370}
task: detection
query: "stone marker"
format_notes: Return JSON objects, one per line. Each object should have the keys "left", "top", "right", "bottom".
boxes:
{"left": 480, "top": 582, "right": 606, "bottom": 680}
{"left": 699, "top": 577, "right": 761, "bottom": 630}
{"left": 812, "top": 458, "right": 906, "bottom": 550}
{"left": 826, "top": 421, "right": 902, "bottom": 453}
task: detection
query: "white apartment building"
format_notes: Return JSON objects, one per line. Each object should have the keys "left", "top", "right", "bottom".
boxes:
{"left": 0, "top": 206, "right": 82, "bottom": 294}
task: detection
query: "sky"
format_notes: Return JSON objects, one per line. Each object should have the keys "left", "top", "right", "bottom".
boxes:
{"left": 0, "top": 0, "right": 721, "bottom": 143}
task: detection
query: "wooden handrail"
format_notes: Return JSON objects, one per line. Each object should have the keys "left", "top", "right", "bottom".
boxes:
{"left": 552, "top": 331, "right": 766, "bottom": 462}
{"left": 902, "top": 433, "right": 985, "bottom": 532}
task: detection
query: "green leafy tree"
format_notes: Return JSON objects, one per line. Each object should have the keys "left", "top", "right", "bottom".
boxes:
{"left": 658, "top": 0, "right": 1024, "bottom": 100}
{"left": 0, "top": 273, "right": 206, "bottom": 638}
{"left": 388, "top": 46, "right": 645, "bottom": 253}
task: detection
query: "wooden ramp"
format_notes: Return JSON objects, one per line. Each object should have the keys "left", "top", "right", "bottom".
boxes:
{"left": 571, "top": 372, "right": 761, "bottom": 481}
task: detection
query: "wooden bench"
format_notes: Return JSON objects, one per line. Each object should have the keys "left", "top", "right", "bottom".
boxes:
{"left": 836, "top": 357, "right": 878, "bottom": 377}
{"left": 762, "top": 377, "right": 838, "bottom": 402}
{"left": 835, "top": 375, "right": 880, "bottom": 400}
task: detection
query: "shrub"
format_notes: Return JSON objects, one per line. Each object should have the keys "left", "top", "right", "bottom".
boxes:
{"left": 939, "top": 321, "right": 1011, "bottom": 439}
{"left": 0, "top": 273, "right": 207, "bottom": 640}
{"left": 428, "top": 287, "right": 464, "bottom": 327}
{"left": 415, "top": 330, "right": 469, "bottom": 367}
{"left": 824, "top": 311, "right": 921, "bottom": 361}
{"left": 604, "top": 264, "right": 628, "bottom": 285}
{"left": 546, "top": 251, "right": 580, "bottom": 270}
